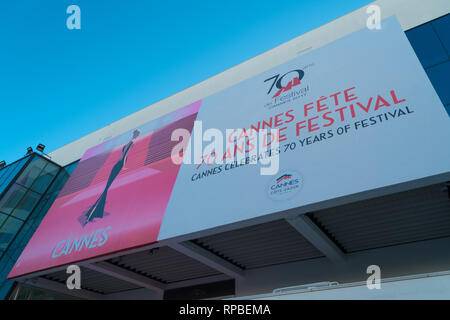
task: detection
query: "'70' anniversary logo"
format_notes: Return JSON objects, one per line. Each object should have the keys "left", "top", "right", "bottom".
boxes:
{"left": 264, "top": 69, "right": 305, "bottom": 99}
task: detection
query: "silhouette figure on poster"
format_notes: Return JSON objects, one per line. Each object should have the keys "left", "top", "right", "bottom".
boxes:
{"left": 79, "top": 129, "right": 140, "bottom": 226}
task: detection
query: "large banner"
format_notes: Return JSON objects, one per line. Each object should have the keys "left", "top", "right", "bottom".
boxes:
{"left": 8, "top": 102, "right": 201, "bottom": 278}
{"left": 158, "top": 16, "right": 450, "bottom": 240}
{"left": 9, "top": 17, "right": 450, "bottom": 278}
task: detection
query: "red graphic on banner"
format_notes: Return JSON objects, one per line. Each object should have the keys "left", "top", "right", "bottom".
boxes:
{"left": 272, "top": 77, "right": 301, "bottom": 98}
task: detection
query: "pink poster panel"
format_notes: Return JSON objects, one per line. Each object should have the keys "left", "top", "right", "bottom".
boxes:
{"left": 8, "top": 101, "right": 201, "bottom": 278}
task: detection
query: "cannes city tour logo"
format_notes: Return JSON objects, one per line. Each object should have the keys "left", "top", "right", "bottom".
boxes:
{"left": 267, "top": 171, "right": 303, "bottom": 200}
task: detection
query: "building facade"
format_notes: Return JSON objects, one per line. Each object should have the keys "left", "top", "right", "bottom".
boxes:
{"left": 0, "top": 154, "right": 78, "bottom": 299}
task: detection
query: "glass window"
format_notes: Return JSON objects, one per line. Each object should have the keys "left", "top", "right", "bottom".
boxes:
{"left": 0, "top": 166, "right": 13, "bottom": 190}
{"left": 0, "top": 167, "right": 6, "bottom": 183}
{"left": 0, "top": 212, "right": 7, "bottom": 228}
{"left": 8, "top": 158, "right": 29, "bottom": 182}
{"left": 0, "top": 216, "right": 23, "bottom": 252}
{"left": 64, "top": 161, "right": 79, "bottom": 175}
{"left": 0, "top": 184, "right": 27, "bottom": 215}
{"left": 13, "top": 285, "right": 32, "bottom": 300}
{"left": 0, "top": 157, "right": 30, "bottom": 194}
{"left": 30, "top": 173, "right": 53, "bottom": 194}
{"left": 30, "top": 163, "right": 59, "bottom": 194}
{"left": 48, "top": 171, "right": 70, "bottom": 194}
{"left": 9, "top": 219, "right": 33, "bottom": 252}
{"left": 15, "top": 157, "right": 47, "bottom": 189}
{"left": 10, "top": 189, "right": 40, "bottom": 221}
{"left": 42, "top": 162, "right": 59, "bottom": 176}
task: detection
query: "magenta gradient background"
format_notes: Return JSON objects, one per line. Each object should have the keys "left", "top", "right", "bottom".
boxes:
{"left": 8, "top": 101, "right": 201, "bottom": 278}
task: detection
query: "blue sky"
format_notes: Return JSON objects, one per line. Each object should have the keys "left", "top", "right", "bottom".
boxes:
{"left": 0, "top": 0, "right": 370, "bottom": 165}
